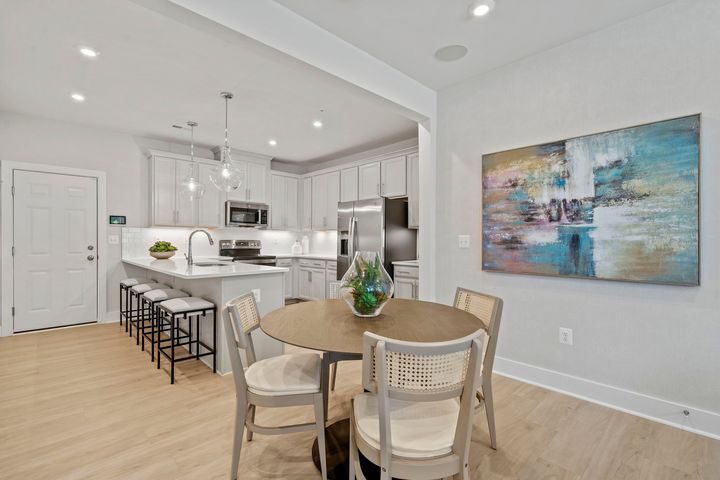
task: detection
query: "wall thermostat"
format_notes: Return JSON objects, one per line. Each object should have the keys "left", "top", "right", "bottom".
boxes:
{"left": 109, "top": 215, "right": 126, "bottom": 225}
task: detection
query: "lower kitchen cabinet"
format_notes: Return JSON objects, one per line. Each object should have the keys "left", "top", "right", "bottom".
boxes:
{"left": 393, "top": 264, "right": 419, "bottom": 300}
{"left": 277, "top": 258, "right": 295, "bottom": 299}
{"left": 298, "top": 266, "right": 326, "bottom": 301}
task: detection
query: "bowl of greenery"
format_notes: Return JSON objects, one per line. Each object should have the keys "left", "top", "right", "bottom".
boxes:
{"left": 340, "top": 251, "right": 394, "bottom": 317}
{"left": 149, "top": 241, "right": 178, "bottom": 259}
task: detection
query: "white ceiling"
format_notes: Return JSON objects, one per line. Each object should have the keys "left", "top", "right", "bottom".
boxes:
{"left": 0, "top": 0, "right": 417, "bottom": 162}
{"left": 274, "top": 0, "right": 677, "bottom": 90}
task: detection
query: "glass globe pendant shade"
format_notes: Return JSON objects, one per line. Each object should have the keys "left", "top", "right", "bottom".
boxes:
{"left": 209, "top": 146, "right": 242, "bottom": 192}
{"left": 179, "top": 170, "right": 206, "bottom": 202}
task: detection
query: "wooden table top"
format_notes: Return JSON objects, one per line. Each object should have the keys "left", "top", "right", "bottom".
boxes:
{"left": 261, "top": 298, "right": 485, "bottom": 355}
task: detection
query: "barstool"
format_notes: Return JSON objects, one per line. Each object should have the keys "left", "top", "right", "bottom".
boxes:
{"left": 139, "top": 288, "right": 189, "bottom": 360}
{"left": 119, "top": 278, "right": 152, "bottom": 329}
{"left": 156, "top": 297, "right": 217, "bottom": 384}
{"left": 128, "top": 283, "right": 168, "bottom": 341}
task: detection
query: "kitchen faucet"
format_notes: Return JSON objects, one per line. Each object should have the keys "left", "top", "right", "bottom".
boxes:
{"left": 185, "top": 229, "right": 214, "bottom": 266}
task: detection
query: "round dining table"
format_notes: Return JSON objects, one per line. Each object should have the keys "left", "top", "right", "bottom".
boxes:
{"left": 261, "top": 298, "right": 486, "bottom": 480}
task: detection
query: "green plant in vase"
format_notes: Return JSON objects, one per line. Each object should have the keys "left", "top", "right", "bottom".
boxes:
{"left": 340, "top": 251, "right": 394, "bottom": 317}
{"left": 148, "top": 241, "right": 178, "bottom": 259}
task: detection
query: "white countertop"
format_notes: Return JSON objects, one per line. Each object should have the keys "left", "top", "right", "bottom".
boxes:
{"left": 276, "top": 253, "right": 337, "bottom": 261}
{"left": 123, "top": 257, "right": 288, "bottom": 279}
{"left": 392, "top": 259, "right": 420, "bottom": 267}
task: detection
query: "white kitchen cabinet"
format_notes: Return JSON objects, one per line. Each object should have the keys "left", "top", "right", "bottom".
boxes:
{"left": 380, "top": 155, "right": 407, "bottom": 198}
{"left": 358, "top": 162, "right": 381, "bottom": 200}
{"left": 302, "top": 177, "right": 312, "bottom": 230}
{"left": 174, "top": 161, "right": 196, "bottom": 226}
{"left": 277, "top": 258, "right": 295, "bottom": 299}
{"left": 340, "top": 167, "right": 358, "bottom": 202}
{"left": 227, "top": 160, "right": 268, "bottom": 203}
{"left": 393, "top": 264, "right": 419, "bottom": 300}
{"left": 311, "top": 171, "right": 340, "bottom": 231}
{"left": 271, "top": 174, "right": 299, "bottom": 230}
{"left": 407, "top": 153, "right": 419, "bottom": 229}
{"left": 152, "top": 156, "right": 178, "bottom": 226}
{"left": 197, "top": 163, "right": 223, "bottom": 227}
{"left": 298, "top": 262, "right": 326, "bottom": 301}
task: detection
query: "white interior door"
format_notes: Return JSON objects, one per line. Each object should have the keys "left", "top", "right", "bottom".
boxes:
{"left": 13, "top": 170, "right": 98, "bottom": 332}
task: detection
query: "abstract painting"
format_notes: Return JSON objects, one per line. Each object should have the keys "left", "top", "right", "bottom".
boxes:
{"left": 482, "top": 115, "right": 699, "bottom": 285}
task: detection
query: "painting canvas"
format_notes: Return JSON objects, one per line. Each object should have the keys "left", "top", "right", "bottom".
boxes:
{"left": 482, "top": 115, "right": 700, "bottom": 285}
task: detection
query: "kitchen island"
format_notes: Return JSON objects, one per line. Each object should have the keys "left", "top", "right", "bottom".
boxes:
{"left": 122, "top": 257, "right": 288, "bottom": 374}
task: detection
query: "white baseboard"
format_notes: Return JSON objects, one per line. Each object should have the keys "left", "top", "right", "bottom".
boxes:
{"left": 101, "top": 310, "right": 120, "bottom": 323}
{"left": 493, "top": 356, "right": 720, "bottom": 441}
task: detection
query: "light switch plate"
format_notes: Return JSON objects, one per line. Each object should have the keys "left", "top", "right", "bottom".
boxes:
{"left": 252, "top": 289, "right": 261, "bottom": 303}
{"left": 458, "top": 235, "right": 470, "bottom": 249}
{"left": 108, "top": 235, "right": 120, "bottom": 245}
{"left": 559, "top": 327, "right": 573, "bottom": 346}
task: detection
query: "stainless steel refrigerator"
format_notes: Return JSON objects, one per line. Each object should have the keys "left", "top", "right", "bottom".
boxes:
{"left": 337, "top": 198, "right": 417, "bottom": 280}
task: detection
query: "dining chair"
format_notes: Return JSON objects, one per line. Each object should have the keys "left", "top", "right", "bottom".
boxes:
{"left": 453, "top": 287, "right": 504, "bottom": 450}
{"left": 224, "top": 293, "right": 328, "bottom": 480}
{"left": 349, "top": 330, "right": 486, "bottom": 480}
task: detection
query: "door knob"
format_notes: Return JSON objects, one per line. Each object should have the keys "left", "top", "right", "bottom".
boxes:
{"left": 87, "top": 255, "right": 95, "bottom": 261}
{"left": 88, "top": 245, "right": 94, "bottom": 251}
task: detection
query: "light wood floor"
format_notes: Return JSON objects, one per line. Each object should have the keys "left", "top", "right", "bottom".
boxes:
{"left": 0, "top": 324, "right": 718, "bottom": 480}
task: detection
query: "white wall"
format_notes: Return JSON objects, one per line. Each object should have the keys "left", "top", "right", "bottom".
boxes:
{"left": 437, "top": 0, "right": 719, "bottom": 425}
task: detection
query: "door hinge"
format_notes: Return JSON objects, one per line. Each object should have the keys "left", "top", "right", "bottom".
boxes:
{"left": 11, "top": 246, "right": 15, "bottom": 256}
{"left": 11, "top": 185, "right": 15, "bottom": 196}
{"left": 11, "top": 306, "right": 15, "bottom": 317}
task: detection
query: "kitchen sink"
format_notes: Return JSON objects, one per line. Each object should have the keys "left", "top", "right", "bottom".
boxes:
{"left": 192, "top": 262, "right": 233, "bottom": 267}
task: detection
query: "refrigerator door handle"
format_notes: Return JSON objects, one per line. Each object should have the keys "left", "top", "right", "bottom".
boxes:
{"left": 348, "top": 216, "right": 356, "bottom": 259}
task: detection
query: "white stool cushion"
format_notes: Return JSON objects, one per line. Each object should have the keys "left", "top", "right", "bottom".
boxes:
{"left": 245, "top": 353, "right": 321, "bottom": 397}
{"left": 120, "top": 277, "right": 151, "bottom": 287}
{"left": 142, "top": 288, "right": 188, "bottom": 302}
{"left": 160, "top": 297, "right": 214, "bottom": 313}
{"left": 353, "top": 393, "right": 460, "bottom": 459}
{"left": 130, "top": 283, "right": 167, "bottom": 294}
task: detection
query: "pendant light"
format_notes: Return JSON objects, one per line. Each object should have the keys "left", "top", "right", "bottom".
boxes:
{"left": 209, "top": 91, "right": 242, "bottom": 192}
{"left": 179, "top": 121, "right": 205, "bottom": 201}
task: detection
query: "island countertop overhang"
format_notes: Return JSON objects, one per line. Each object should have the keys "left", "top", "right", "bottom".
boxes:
{"left": 122, "top": 257, "right": 289, "bottom": 280}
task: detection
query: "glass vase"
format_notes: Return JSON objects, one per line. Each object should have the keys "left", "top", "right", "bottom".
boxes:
{"left": 340, "top": 251, "right": 394, "bottom": 318}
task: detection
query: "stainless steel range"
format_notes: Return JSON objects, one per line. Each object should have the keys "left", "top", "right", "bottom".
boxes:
{"left": 219, "top": 240, "right": 277, "bottom": 266}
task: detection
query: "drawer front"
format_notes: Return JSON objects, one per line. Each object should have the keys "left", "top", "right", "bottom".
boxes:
{"left": 326, "top": 260, "right": 337, "bottom": 271}
{"left": 394, "top": 266, "right": 419, "bottom": 278}
{"left": 299, "top": 259, "right": 326, "bottom": 269}
{"left": 276, "top": 258, "right": 293, "bottom": 267}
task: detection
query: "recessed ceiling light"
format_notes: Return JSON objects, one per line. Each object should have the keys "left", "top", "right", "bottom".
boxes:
{"left": 312, "top": 120, "right": 323, "bottom": 129}
{"left": 71, "top": 92, "right": 86, "bottom": 102}
{"left": 79, "top": 47, "right": 99, "bottom": 58}
{"left": 434, "top": 45, "right": 468, "bottom": 62}
{"left": 470, "top": 0, "right": 495, "bottom": 17}
{"left": 268, "top": 139, "right": 278, "bottom": 146}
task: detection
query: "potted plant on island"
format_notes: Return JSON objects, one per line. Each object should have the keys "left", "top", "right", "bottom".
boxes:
{"left": 149, "top": 241, "right": 178, "bottom": 260}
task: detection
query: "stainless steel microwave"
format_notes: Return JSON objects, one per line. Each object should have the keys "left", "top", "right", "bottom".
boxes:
{"left": 225, "top": 201, "right": 269, "bottom": 228}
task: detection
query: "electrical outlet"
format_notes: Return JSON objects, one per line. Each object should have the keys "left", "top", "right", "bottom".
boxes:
{"left": 108, "top": 235, "right": 120, "bottom": 245}
{"left": 458, "top": 235, "right": 470, "bottom": 249}
{"left": 252, "top": 289, "right": 261, "bottom": 303}
{"left": 559, "top": 327, "right": 573, "bottom": 346}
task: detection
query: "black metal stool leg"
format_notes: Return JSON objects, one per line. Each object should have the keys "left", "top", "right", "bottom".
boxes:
{"left": 170, "top": 314, "right": 176, "bottom": 384}
{"left": 157, "top": 308, "right": 163, "bottom": 370}
{"left": 212, "top": 307, "right": 217, "bottom": 373}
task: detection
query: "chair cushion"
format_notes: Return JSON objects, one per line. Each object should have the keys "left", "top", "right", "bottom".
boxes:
{"left": 353, "top": 393, "right": 460, "bottom": 459}
{"left": 160, "top": 297, "right": 214, "bottom": 313}
{"left": 245, "top": 353, "right": 321, "bottom": 397}
{"left": 142, "top": 288, "right": 188, "bottom": 302}
{"left": 130, "top": 283, "right": 167, "bottom": 294}
{"left": 120, "top": 277, "right": 151, "bottom": 287}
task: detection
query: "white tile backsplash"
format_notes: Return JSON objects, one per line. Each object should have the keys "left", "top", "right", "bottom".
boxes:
{"left": 122, "top": 227, "right": 336, "bottom": 259}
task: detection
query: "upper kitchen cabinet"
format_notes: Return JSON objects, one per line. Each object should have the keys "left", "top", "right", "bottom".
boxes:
{"left": 213, "top": 148, "right": 271, "bottom": 204}
{"left": 407, "top": 153, "right": 419, "bottom": 229}
{"left": 358, "top": 162, "right": 381, "bottom": 200}
{"left": 357, "top": 155, "right": 407, "bottom": 200}
{"left": 380, "top": 155, "right": 407, "bottom": 198}
{"left": 150, "top": 150, "right": 223, "bottom": 228}
{"left": 340, "top": 166, "right": 359, "bottom": 202}
{"left": 312, "top": 171, "right": 340, "bottom": 231}
{"left": 302, "top": 177, "right": 312, "bottom": 230}
{"left": 271, "top": 174, "right": 299, "bottom": 230}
